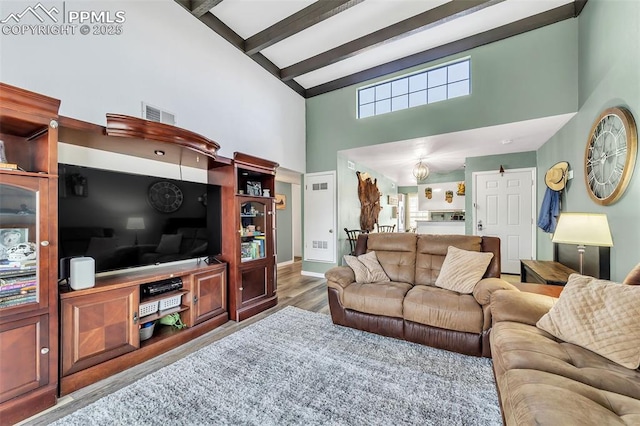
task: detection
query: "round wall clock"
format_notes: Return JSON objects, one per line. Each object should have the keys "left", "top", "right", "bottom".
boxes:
{"left": 148, "top": 181, "right": 184, "bottom": 213}
{"left": 584, "top": 106, "right": 638, "bottom": 205}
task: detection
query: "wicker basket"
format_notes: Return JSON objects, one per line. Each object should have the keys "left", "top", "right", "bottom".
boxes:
{"left": 159, "top": 293, "right": 183, "bottom": 311}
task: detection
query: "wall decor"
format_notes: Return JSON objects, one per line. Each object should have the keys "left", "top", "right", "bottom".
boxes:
{"left": 445, "top": 190, "right": 454, "bottom": 203}
{"left": 0, "top": 228, "right": 29, "bottom": 262}
{"left": 585, "top": 107, "right": 637, "bottom": 205}
{"left": 456, "top": 182, "right": 465, "bottom": 196}
{"left": 356, "top": 171, "right": 381, "bottom": 232}
{"left": 246, "top": 181, "right": 262, "bottom": 196}
{"left": 387, "top": 195, "right": 398, "bottom": 205}
{"left": 425, "top": 187, "right": 432, "bottom": 199}
{"left": 275, "top": 193, "right": 286, "bottom": 210}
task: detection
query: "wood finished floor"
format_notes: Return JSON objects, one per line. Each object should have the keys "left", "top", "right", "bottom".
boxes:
{"left": 21, "top": 261, "right": 327, "bottom": 426}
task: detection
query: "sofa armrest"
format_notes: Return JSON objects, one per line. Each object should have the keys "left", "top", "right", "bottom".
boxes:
{"left": 491, "top": 290, "right": 557, "bottom": 326}
{"left": 473, "top": 278, "right": 518, "bottom": 305}
{"left": 325, "top": 266, "right": 355, "bottom": 289}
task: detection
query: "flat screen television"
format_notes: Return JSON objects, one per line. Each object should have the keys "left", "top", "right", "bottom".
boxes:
{"left": 58, "top": 163, "right": 222, "bottom": 276}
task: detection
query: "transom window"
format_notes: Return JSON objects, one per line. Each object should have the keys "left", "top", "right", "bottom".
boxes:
{"left": 357, "top": 59, "right": 471, "bottom": 119}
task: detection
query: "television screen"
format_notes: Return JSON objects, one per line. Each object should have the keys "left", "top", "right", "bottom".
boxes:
{"left": 58, "top": 163, "right": 222, "bottom": 275}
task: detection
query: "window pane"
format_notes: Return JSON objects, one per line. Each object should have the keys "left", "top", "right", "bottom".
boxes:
{"left": 428, "top": 86, "right": 447, "bottom": 103}
{"left": 409, "top": 90, "right": 427, "bottom": 107}
{"left": 448, "top": 80, "right": 470, "bottom": 98}
{"left": 375, "top": 83, "right": 391, "bottom": 101}
{"left": 448, "top": 61, "right": 469, "bottom": 83}
{"left": 376, "top": 99, "right": 391, "bottom": 115}
{"left": 392, "top": 78, "right": 408, "bottom": 96}
{"left": 359, "top": 87, "right": 375, "bottom": 105}
{"left": 409, "top": 73, "right": 427, "bottom": 92}
{"left": 359, "top": 103, "right": 375, "bottom": 118}
{"left": 391, "top": 95, "right": 408, "bottom": 111}
{"left": 428, "top": 68, "right": 446, "bottom": 88}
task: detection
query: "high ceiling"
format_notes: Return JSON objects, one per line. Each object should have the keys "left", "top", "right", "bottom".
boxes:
{"left": 176, "top": 0, "right": 586, "bottom": 98}
{"left": 175, "top": 0, "right": 586, "bottom": 184}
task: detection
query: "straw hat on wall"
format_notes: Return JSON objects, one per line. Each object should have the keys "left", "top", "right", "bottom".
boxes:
{"left": 545, "top": 161, "right": 569, "bottom": 191}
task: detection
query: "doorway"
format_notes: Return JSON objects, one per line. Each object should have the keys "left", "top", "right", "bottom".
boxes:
{"left": 472, "top": 168, "right": 536, "bottom": 274}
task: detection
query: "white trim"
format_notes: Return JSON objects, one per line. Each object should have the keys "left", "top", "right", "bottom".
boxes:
{"left": 471, "top": 167, "right": 537, "bottom": 261}
{"left": 277, "top": 260, "right": 294, "bottom": 267}
{"left": 301, "top": 271, "right": 325, "bottom": 278}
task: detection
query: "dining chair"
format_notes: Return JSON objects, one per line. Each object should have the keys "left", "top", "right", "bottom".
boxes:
{"left": 376, "top": 224, "right": 396, "bottom": 233}
{"left": 344, "top": 228, "right": 365, "bottom": 255}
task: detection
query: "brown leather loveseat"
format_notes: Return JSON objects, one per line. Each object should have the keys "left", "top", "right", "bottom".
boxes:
{"left": 325, "top": 233, "right": 517, "bottom": 357}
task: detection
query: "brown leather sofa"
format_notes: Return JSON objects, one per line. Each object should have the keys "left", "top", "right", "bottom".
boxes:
{"left": 490, "top": 266, "right": 640, "bottom": 425}
{"left": 325, "top": 233, "right": 517, "bottom": 357}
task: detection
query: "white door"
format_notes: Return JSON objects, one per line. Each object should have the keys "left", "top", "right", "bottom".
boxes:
{"left": 473, "top": 168, "right": 536, "bottom": 274}
{"left": 304, "top": 171, "right": 336, "bottom": 263}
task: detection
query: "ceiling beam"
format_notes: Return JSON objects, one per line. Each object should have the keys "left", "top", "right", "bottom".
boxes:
{"left": 305, "top": 3, "right": 578, "bottom": 97}
{"left": 191, "top": 0, "right": 224, "bottom": 18}
{"left": 199, "top": 11, "right": 244, "bottom": 50}
{"left": 281, "top": 0, "right": 504, "bottom": 82}
{"left": 244, "top": 0, "right": 365, "bottom": 56}
{"left": 574, "top": 0, "right": 588, "bottom": 16}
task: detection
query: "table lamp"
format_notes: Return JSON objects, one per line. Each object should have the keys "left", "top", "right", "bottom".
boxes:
{"left": 551, "top": 213, "right": 613, "bottom": 274}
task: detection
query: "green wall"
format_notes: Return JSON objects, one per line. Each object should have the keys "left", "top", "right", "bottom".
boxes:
{"left": 306, "top": 19, "right": 578, "bottom": 174}
{"left": 537, "top": 0, "right": 640, "bottom": 281}
{"left": 275, "top": 181, "right": 293, "bottom": 264}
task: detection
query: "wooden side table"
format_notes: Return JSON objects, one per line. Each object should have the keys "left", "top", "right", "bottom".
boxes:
{"left": 520, "top": 260, "right": 578, "bottom": 286}
{"left": 512, "top": 282, "right": 564, "bottom": 298}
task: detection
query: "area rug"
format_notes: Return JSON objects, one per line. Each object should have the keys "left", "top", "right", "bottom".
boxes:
{"left": 51, "top": 307, "right": 500, "bottom": 425}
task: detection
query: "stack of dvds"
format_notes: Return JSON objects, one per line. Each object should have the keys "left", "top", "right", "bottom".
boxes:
{"left": 0, "top": 264, "right": 37, "bottom": 308}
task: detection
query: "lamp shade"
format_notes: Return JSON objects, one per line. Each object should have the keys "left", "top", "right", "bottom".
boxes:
{"left": 126, "top": 217, "right": 146, "bottom": 230}
{"left": 552, "top": 213, "right": 613, "bottom": 247}
{"left": 413, "top": 161, "right": 429, "bottom": 181}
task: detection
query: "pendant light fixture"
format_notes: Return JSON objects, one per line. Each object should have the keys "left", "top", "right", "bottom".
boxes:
{"left": 413, "top": 159, "right": 429, "bottom": 182}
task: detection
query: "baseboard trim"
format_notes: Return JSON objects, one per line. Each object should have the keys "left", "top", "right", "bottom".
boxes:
{"left": 301, "top": 271, "right": 325, "bottom": 278}
{"left": 277, "top": 260, "right": 294, "bottom": 267}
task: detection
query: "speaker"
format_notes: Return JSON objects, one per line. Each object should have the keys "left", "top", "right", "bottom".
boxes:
{"left": 69, "top": 257, "right": 95, "bottom": 290}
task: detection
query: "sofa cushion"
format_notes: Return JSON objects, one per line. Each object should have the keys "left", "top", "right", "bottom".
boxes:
{"left": 343, "top": 282, "right": 412, "bottom": 318}
{"left": 343, "top": 251, "right": 390, "bottom": 283}
{"left": 403, "top": 285, "right": 483, "bottom": 334}
{"left": 434, "top": 246, "right": 493, "bottom": 294}
{"left": 414, "top": 234, "right": 483, "bottom": 285}
{"left": 491, "top": 321, "right": 640, "bottom": 400}
{"left": 537, "top": 274, "right": 640, "bottom": 369}
{"left": 365, "top": 233, "right": 417, "bottom": 284}
{"left": 498, "top": 369, "right": 640, "bottom": 426}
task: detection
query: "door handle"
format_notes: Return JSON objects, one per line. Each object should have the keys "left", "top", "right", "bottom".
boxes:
{"left": 329, "top": 229, "right": 333, "bottom": 233}
{"left": 477, "top": 220, "right": 483, "bottom": 231}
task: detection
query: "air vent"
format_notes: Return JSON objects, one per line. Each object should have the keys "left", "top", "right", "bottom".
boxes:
{"left": 347, "top": 160, "right": 355, "bottom": 170}
{"left": 312, "top": 182, "right": 328, "bottom": 191}
{"left": 142, "top": 102, "right": 176, "bottom": 126}
{"left": 312, "top": 240, "right": 328, "bottom": 249}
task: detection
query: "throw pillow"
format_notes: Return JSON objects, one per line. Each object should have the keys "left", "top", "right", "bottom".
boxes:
{"left": 343, "top": 251, "right": 390, "bottom": 284}
{"left": 537, "top": 274, "right": 640, "bottom": 369}
{"left": 435, "top": 246, "right": 494, "bottom": 294}
{"left": 156, "top": 234, "right": 183, "bottom": 254}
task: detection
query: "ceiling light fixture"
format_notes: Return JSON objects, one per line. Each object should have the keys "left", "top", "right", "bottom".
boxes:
{"left": 154, "top": 150, "right": 165, "bottom": 156}
{"left": 413, "top": 160, "right": 429, "bottom": 182}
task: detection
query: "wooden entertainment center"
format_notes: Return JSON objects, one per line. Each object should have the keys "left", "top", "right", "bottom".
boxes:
{"left": 0, "top": 83, "right": 278, "bottom": 423}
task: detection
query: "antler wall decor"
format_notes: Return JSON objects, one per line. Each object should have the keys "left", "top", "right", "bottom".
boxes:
{"left": 356, "top": 171, "right": 381, "bottom": 232}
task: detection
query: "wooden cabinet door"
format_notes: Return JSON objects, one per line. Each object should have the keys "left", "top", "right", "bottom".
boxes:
{"left": 192, "top": 265, "right": 227, "bottom": 325}
{"left": 0, "top": 314, "right": 49, "bottom": 403}
{"left": 61, "top": 286, "right": 139, "bottom": 376}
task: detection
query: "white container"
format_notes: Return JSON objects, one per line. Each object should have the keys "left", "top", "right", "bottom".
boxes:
{"left": 139, "top": 300, "right": 159, "bottom": 317}
{"left": 159, "top": 293, "right": 183, "bottom": 311}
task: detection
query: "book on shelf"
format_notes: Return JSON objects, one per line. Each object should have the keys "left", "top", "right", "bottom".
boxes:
{"left": 0, "top": 289, "right": 36, "bottom": 302}
{"left": 0, "top": 293, "right": 36, "bottom": 308}
{"left": 0, "top": 274, "right": 36, "bottom": 286}
{"left": 0, "top": 162, "right": 18, "bottom": 170}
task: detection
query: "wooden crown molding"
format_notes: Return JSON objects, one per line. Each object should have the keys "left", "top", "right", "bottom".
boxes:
{"left": 234, "top": 152, "right": 279, "bottom": 174}
{"left": 105, "top": 114, "right": 220, "bottom": 160}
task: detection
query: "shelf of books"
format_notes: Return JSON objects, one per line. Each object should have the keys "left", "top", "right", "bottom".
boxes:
{"left": 240, "top": 236, "right": 266, "bottom": 262}
{"left": 0, "top": 264, "right": 37, "bottom": 308}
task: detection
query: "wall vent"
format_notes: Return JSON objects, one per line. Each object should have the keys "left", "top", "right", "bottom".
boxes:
{"left": 347, "top": 160, "right": 355, "bottom": 170}
{"left": 312, "top": 182, "right": 328, "bottom": 191}
{"left": 312, "top": 240, "right": 328, "bottom": 249}
{"left": 142, "top": 102, "right": 176, "bottom": 126}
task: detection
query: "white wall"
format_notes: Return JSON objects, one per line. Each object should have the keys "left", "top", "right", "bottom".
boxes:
{"left": 0, "top": 0, "right": 305, "bottom": 173}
